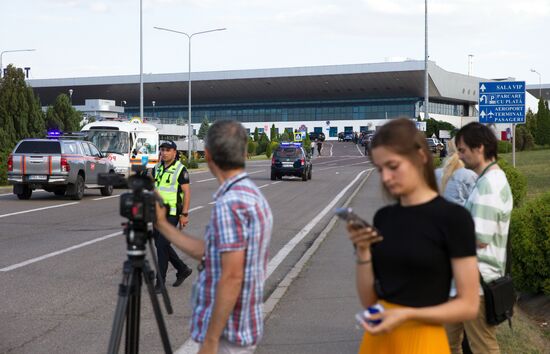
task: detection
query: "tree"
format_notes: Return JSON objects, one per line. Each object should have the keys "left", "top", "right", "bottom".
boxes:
{"left": 536, "top": 99, "right": 550, "bottom": 146}
{"left": 253, "top": 127, "right": 259, "bottom": 142}
{"left": 425, "top": 118, "right": 456, "bottom": 139}
{"left": 45, "top": 94, "right": 81, "bottom": 132}
{"left": 197, "top": 116, "right": 210, "bottom": 139}
{"left": 514, "top": 125, "right": 534, "bottom": 151}
{"left": 303, "top": 130, "right": 312, "bottom": 154}
{"left": 525, "top": 108, "right": 537, "bottom": 139}
{"left": 270, "top": 124, "right": 278, "bottom": 142}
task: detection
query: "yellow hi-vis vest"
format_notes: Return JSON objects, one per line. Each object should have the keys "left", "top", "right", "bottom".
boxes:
{"left": 155, "top": 160, "right": 185, "bottom": 216}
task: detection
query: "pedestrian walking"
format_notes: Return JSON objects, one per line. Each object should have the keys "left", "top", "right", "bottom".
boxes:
{"left": 316, "top": 140, "right": 322, "bottom": 156}
{"left": 155, "top": 120, "right": 273, "bottom": 354}
{"left": 445, "top": 122, "right": 513, "bottom": 354}
{"left": 153, "top": 140, "right": 193, "bottom": 293}
{"left": 346, "top": 118, "right": 479, "bottom": 354}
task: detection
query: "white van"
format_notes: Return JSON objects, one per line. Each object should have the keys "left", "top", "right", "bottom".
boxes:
{"left": 81, "top": 121, "right": 159, "bottom": 177}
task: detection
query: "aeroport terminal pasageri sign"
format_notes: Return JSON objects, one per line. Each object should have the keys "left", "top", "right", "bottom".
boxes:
{"left": 478, "top": 81, "right": 525, "bottom": 124}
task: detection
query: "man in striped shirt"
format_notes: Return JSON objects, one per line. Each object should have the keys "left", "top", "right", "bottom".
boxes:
{"left": 445, "top": 122, "right": 513, "bottom": 354}
{"left": 155, "top": 120, "right": 273, "bottom": 354}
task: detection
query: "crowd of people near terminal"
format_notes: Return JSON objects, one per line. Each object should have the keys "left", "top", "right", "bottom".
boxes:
{"left": 150, "top": 118, "right": 512, "bottom": 354}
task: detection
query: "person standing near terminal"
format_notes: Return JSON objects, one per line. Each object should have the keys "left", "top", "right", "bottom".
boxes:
{"left": 153, "top": 140, "right": 193, "bottom": 292}
{"left": 346, "top": 119, "right": 480, "bottom": 354}
{"left": 316, "top": 139, "right": 322, "bottom": 156}
{"left": 435, "top": 138, "right": 477, "bottom": 206}
{"left": 445, "top": 123, "right": 513, "bottom": 354}
{"left": 155, "top": 120, "right": 273, "bottom": 354}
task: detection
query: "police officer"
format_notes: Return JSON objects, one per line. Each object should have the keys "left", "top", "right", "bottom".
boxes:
{"left": 153, "top": 140, "right": 192, "bottom": 292}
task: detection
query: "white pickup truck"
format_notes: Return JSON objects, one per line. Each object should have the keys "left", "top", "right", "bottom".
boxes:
{"left": 7, "top": 139, "right": 116, "bottom": 200}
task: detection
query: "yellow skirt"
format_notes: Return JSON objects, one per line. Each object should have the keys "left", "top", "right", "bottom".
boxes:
{"left": 358, "top": 300, "right": 450, "bottom": 354}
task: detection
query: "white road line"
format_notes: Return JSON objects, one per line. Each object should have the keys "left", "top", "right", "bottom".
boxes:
{"left": 0, "top": 202, "right": 80, "bottom": 219}
{"left": 350, "top": 161, "right": 371, "bottom": 166}
{"left": 188, "top": 206, "right": 204, "bottom": 213}
{"left": 356, "top": 144, "right": 365, "bottom": 157}
{"left": 0, "top": 231, "right": 122, "bottom": 272}
{"left": 265, "top": 168, "right": 369, "bottom": 279}
{"left": 196, "top": 177, "right": 216, "bottom": 183}
{"left": 270, "top": 181, "right": 281, "bottom": 185}
{"left": 177, "top": 168, "right": 371, "bottom": 354}
{"left": 258, "top": 184, "right": 269, "bottom": 189}
{"left": 0, "top": 189, "right": 47, "bottom": 197}
{"left": 248, "top": 170, "right": 265, "bottom": 175}
{"left": 208, "top": 201, "right": 216, "bottom": 205}
{"left": 92, "top": 195, "right": 121, "bottom": 201}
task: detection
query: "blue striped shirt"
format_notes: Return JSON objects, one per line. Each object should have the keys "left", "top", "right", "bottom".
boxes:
{"left": 190, "top": 172, "right": 273, "bottom": 346}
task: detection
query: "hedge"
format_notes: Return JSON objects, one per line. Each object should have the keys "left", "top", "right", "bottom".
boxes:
{"left": 498, "top": 158, "right": 527, "bottom": 208}
{"left": 509, "top": 191, "right": 550, "bottom": 295}
{"left": 497, "top": 140, "right": 513, "bottom": 154}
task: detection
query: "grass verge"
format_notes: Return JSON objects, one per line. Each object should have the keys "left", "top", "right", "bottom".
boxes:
{"left": 500, "top": 149, "right": 550, "bottom": 201}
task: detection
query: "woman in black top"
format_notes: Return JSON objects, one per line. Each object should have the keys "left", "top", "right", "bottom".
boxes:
{"left": 347, "top": 119, "right": 479, "bottom": 354}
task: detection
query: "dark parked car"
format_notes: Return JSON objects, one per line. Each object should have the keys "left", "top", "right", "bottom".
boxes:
{"left": 271, "top": 143, "right": 312, "bottom": 181}
{"left": 308, "top": 132, "right": 325, "bottom": 142}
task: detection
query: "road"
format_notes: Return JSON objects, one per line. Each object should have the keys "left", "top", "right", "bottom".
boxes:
{"left": 0, "top": 141, "right": 372, "bottom": 353}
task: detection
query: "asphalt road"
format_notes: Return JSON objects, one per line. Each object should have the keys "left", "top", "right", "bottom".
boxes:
{"left": 0, "top": 141, "right": 372, "bottom": 353}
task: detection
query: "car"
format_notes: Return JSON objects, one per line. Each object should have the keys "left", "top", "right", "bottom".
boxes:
{"left": 343, "top": 132, "right": 354, "bottom": 142}
{"left": 7, "top": 138, "right": 116, "bottom": 200}
{"left": 308, "top": 131, "right": 325, "bottom": 142}
{"left": 426, "top": 138, "right": 444, "bottom": 153}
{"left": 271, "top": 143, "right": 312, "bottom": 181}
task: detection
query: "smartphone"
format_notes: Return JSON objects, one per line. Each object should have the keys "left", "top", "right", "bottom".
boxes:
{"left": 334, "top": 207, "right": 371, "bottom": 228}
{"left": 355, "top": 304, "right": 384, "bottom": 327}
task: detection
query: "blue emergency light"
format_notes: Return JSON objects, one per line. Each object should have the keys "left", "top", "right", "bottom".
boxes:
{"left": 280, "top": 142, "right": 302, "bottom": 147}
{"left": 47, "top": 129, "right": 62, "bottom": 137}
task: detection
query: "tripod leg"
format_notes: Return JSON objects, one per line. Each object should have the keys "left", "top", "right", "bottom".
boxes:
{"left": 126, "top": 263, "right": 142, "bottom": 354}
{"left": 108, "top": 261, "right": 135, "bottom": 354}
{"left": 143, "top": 260, "right": 173, "bottom": 354}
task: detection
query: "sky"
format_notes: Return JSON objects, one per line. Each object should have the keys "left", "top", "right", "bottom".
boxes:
{"left": 1, "top": 0, "right": 548, "bottom": 111}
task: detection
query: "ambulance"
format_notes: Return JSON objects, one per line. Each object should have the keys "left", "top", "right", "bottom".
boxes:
{"left": 81, "top": 120, "right": 159, "bottom": 178}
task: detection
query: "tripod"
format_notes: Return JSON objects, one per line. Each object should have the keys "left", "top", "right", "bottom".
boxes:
{"left": 107, "top": 222, "right": 174, "bottom": 354}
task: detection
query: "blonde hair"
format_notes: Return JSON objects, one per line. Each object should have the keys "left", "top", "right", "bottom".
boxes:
{"left": 440, "top": 138, "right": 464, "bottom": 193}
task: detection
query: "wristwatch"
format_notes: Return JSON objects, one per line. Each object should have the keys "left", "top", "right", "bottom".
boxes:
{"left": 181, "top": 212, "right": 189, "bottom": 217}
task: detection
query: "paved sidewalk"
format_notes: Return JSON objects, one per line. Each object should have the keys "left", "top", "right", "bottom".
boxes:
{"left": 256, "top": 170, "right": 386, "bottom": 354}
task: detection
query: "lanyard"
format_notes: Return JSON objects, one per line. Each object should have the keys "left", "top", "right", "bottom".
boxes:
{"left": 156, "top": 161, "right": 176, "bottom": 186}
{"left": 477, "top": 161, "right": 498, "bottom": 181}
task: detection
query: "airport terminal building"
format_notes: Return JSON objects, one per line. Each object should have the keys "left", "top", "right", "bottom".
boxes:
{"left": 29, "top": 60, "right": 487, "bottom": 139}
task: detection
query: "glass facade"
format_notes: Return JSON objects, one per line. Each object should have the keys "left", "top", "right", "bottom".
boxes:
{"left": 127, "top": 97, "right": 467, "bottom": 125}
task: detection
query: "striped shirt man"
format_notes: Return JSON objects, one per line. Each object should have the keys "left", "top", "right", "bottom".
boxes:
{"left": 190, "top": 172, "right": 273, "bottom": 346}
{"left": 464, "top": 169, "right": 513, "bottom": 282}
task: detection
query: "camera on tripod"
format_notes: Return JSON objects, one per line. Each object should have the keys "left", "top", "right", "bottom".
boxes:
{"left": 98, "top": 165, "right": 157, "bottom": 224}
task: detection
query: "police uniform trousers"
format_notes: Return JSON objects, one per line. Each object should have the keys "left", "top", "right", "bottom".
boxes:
{"left": 153, "top": 215, "right": 188, "bottom": 284}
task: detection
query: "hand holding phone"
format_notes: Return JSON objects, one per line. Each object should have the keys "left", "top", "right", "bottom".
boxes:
{"left": 334, "top": 207, "right": 371, "bottom": 228}
{"left": 336, "top": 207, "right": 383, "bottom": 249}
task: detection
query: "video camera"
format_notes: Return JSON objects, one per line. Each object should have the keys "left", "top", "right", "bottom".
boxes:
{"left": 98, "top": 165, "right": 157, "bottom": 224}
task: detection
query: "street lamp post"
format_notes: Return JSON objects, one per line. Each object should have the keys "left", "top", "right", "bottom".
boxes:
{"left": 424, "top": 0, "right": 429, "bottom": 121}
{"left": 69, "top": 89, "right": 74, "bottom": 105}
{"left": 154, "top": 26, "right": 226, "bottom": 161}
{"left": 530, "top": 69, "right": 542, "bottom": 98}
{"left": 0, "top": 48, "right": 36, "bottom": 78}
{"left": 468, "top": 54, "right": 474, "bottom": 76}
{"left": 152, "top": 100, "right": 156, "bottom": 119}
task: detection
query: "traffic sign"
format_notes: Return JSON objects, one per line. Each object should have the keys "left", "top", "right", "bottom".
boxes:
{"left": 294, "top": 132, "right": 304, "bottom": 142}
{"left": 478, "top": 81, "right": 525, "bottom": 124}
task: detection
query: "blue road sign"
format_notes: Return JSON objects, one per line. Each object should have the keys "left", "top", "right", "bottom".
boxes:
{"left": 478, "top": 81, "right": 525, "bottom": 124}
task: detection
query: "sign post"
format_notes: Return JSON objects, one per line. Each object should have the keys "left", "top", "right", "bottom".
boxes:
{"left": 478, "top": 81, "right": 525, "bottom": 167}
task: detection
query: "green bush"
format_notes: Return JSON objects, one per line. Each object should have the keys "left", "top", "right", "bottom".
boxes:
{"left": 187, "top": 160, "right": 199, "bottom": 169}
{"left": 248, "top": 141, "right": 257, "bottom": 156}
{"left": 509, "top": 191, "right": 550, "bottom": 295}
{"left": 265, "top": 142, "right": 272, "bottom": 158}
{"left": 256, "top": 134, "right": 270, "bottom": 155}
{"left": 0, "top": 150, "right": 9, "bottom": 185}
{"left": 498, "top": 158, "right": 527, "bottom": 208}
{"left": 498, "top": 140, "right": 513, "bottom": 154}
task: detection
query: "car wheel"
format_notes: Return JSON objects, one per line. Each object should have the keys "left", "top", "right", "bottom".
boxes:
{"left": 308, "top": 168, "right": 312, "bottom": 180}
{"left": 53, "top": 187, "right": 66, "bottom": 196}
{"left": 16, "top": 185, "right": 32, "bottom": 200}
{"left": 100, "top": 183, "right": 113, "bottom": 196}
{"left": 270, "top": 172, "right": 276, "bottom": 181}
{"left": 302, "top": 171, "right": 308, "bottom": 181}
{"left": 70, "top": 175, "right": 85, "bottom": 200}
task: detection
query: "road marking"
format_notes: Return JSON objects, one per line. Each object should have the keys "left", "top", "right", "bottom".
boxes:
{"left": 248, "top": 170, "right": 265, "bottom": 175}
{"left": 176, "top": 168, "right": 373, "bottom": 354}
{"left": 0, "top": 202, "right": 79, "bottom": 219}
{"left": 258, "top": 184, "right": 269, "bottom": 189}
{"left": 265, "top": 168, "right": 372, "bottom": 279}
{"left": 0, "top": 189, "right": 47, "bottom": 197}
{"left": 208, "top": 201, "right": 216, "bottom": 205}
{"left": 356, "top": 144, "right": 365, "bottom": 156}
{"left": 188, "top": 206, "right": 204, "bottom": 212}
{"left": 262, "top": 169, "right": 373, "bottom": 322}
{"left": 0, "top": 231, "right": 122, "bottom": 272}
{"left": 196, "top": 177, "right": 216, "bottom": 183}
{"left": 270, "top": 181, "right": 281, "bottom": 185}
{"left": 92, "top": 195, "right": 121, "bottom": 201}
